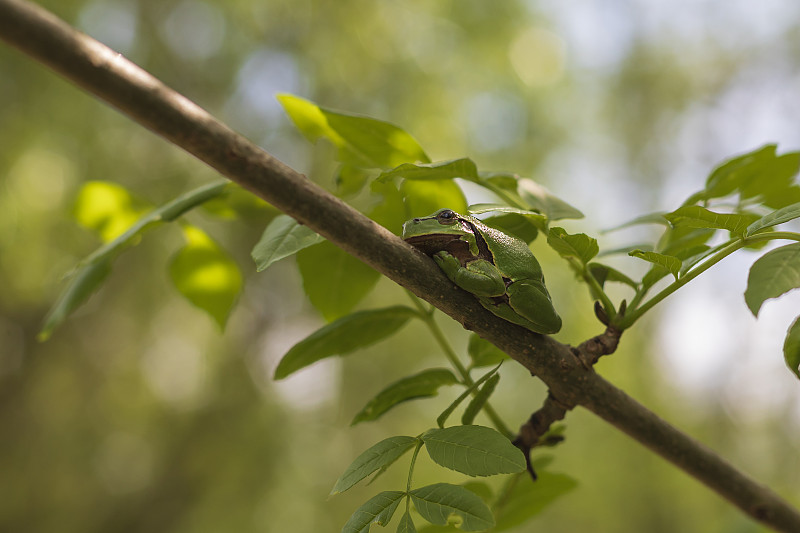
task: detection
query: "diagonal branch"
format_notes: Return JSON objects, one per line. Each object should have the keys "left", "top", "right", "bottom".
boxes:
{"left": 1, "top": 1, "right": 798, "bottom": 531}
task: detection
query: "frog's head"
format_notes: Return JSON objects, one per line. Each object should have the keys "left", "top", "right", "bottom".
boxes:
{"left": 402, "top": 209, "right": 476, "bottom": 256}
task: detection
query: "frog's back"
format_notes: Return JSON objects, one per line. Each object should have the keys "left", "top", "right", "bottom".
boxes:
{"left": 475, "top": 222, "right": 544, "bottom": 282}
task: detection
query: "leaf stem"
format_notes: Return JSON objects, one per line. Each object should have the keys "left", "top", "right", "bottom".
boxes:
{"left": 406, "top": 438, "right": 423, "bottom": 494}
{"left": 620, "top": 230, "right": 800, "bottom": 328}
{"left": 407, "top": 293, "right": 514, "bottom": 439}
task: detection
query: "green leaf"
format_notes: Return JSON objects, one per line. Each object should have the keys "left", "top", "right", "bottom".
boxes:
{"left": 410, "top": 483, "right": 494, "bottom": 531}
{"left": 704, "top": 144, "right": 777, "bottom": 200}
{"left": 402, "top": 179, "right": 468, "bottom": 220}
{"left": 517, "top": 178, "right": 584, "bottom": 221}
{"left": 629, "top": 250, "right": 681, "bottom": 279}
{"left": 296, "top": 241, "right": 381, "bottom": 320}
{"left": 378, "top": 158, "right": 478, "bottom": 182}
{"left": 331, "top": 436, "right": 419, "bottom": 494}
{"left": 336, "top": 164, "right": 373, "bottom": 197}
{"left": 467, "top": 334, "right": 509, "bottom": 368}
{"left": 492, "top": 467, "right": 578, "bottom": 531}
{"left": 784, "top": 316, "right": 800, "bottom": 380}
{"left": 352, "top": 369, "right": 459, "bottom": 425}
{"left": 73, "top": 181, "right": 149, "bottom": 242}
{"left": 40, "top": 181, "right": 230, "bottom": 340}
{"left": 744, "top": 243, "right": 800, "bottom": 316}
{"left": 39, "top": 259, "right": 112, "bottom": 341}
{"left": 274, "top": 306, "right": 418, "bottom": 379}
{"left": 370, "top": 180, "right": 408, "bottom": 234}
{"left": 422, "top": 425, "right": 525, "bottom": 477}
{"left": 588, "top": 263, "right": 638, "bottom": 290}
{"left": 252, "top": 215, "right": 324, "bottom": 272}
{"left": 172, "top": 230, "right": 242, "bottom": 312}
{"left": 664, "top": 205, "right": 759, "bottom": 236}
{"left": 461, "top": 374, "right": 500, "bottom": 425}
{"left": 169, "top": 226, "right": 243, "bottom": 329}
{"left": 657, "top": 227, "right": 715, "bottom": 256}
{"left": 396, "top": 511, "right": 417, "bottom": 533}
{"left": 547, "top": 227, "right": 599, "bottom": 266}
{"left": 278, "top": 94, "right": 429, "bottom": 169}
{"left": 342, "top": 491, "right": 406, "bottom": 533}
{"left": 745, "top": 201, "right": 800, "bottom": 237}
{"left": 437, "top": 365, "right": 501, "bottom": 428}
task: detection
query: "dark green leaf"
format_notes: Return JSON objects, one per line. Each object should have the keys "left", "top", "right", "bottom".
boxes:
{"left": 402, "top": 179, "right": 468, "bottom": 220}
{"left": 744, "top": 243, "right": 800, "bottom": 316}
{"left": 629, "top": 250, "right": 681, "bottom": 279}
{"left": 422, "top": 425, "right": 525, "bottom": 477}
{"left": 169, "top": 226, "right": 242, "bottom": 329}
{"left": 396, "top": 511, "right": 417, "bottom": 533}
{"left": 481, "top": 213, "right": 539, "bottom": 243}
{"left": 352, "top": 369, "right": 459, "bottom": 425}
{"left": 336, "top": 164, "right": 373, "bottom": 197}
{"left": 39, "top": 259, "right": 111, "bottom": 341}
{"left": 547, "top": 227, "right": 599, "bottom": 266}
{"left": 331, "top": 436, "right": 419, "bottom": 494}
{"left": 461, "top": 374, "right": 500, "bottom": 425}
{"left": 740, "top": 151, "right": 800, "bottom": 199}
{"left": 664, "top": 206, "right": 759, "bottom": 235}
{"left": 274, "top": 306, "right": 418, "bottom": 379}
{"left": 437, "top": 365, "right": 501, "bottom": 428}
{"left": 297, "top": 241, "right": 381, "bottom": 320}
{"left": 784, "top": 316, "right": 800, "bottom": 380}
{"left": 588, "top": 263, "right": 638, "bottom": 290}
{"left": 410, "top": 483, "right": 495, "bottom": 531}
{"left": 492, "top": 466, "right": 578, "bottom": 531}
{"left": 467, "top": 334, "right": 509, "bottom": 368}
{"left": 278, "top": 94, "right": 429, "bottom": 168}
{"left": 252, "top": 215, "right": 324, "bottom": 272}
{"left": 745, "top": 201, "right": 800, "bottom": 237}
{"left": 657, "top": 227, "right": 715, "bottom": 256}
{"left": 378, "top": 158, "right": 478, "bottom": 182}
{"left": 342, "top": 491, "right": 406, "bottom": 533}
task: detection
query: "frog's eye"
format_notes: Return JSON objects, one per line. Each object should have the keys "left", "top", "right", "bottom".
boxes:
{"left": 437, "top": 209, "right": 457, "bottom": 224}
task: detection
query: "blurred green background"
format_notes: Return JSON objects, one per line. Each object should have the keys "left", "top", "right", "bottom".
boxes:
{"left": 1, "top": 0, "right": 799, "bottom": 532}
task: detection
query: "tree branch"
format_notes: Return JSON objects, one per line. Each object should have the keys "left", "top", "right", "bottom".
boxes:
{"left": 1, "top": 0, "right": 798, "bottom": 530}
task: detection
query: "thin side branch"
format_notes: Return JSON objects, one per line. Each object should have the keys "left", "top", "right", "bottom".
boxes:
{"left": 1, "top": 1, "right": 798, "bottom": 531}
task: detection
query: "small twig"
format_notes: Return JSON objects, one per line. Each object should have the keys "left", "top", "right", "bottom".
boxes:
{"left": 513, "top": 393, "right": 570, "bottom": 480}
{"left": 575, "top": 325, "right": 623, "bottom": 367}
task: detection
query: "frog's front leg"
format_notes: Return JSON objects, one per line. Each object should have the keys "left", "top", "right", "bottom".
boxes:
{"left": 506, "top": 279, "right": 562, "bottom": 334}
{"left": 433, "top": 252, "right": 506, "bottom": 297}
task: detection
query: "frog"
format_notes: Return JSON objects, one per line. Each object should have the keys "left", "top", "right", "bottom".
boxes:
{"left": 402, "top": 208, "right": 561, "bottom": 334}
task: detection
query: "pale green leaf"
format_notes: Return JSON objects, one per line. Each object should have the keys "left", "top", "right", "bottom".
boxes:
{"left": 73, "top": 181, "right": 149, "bottom": 242}
{"left": 744, "top": 243, "right": 800, "bottom": 316}
{"left": 784, "top": 316, "right": 800, "bottom": 380}
{"left": 297, "top": 241, "right": 381, "bottom": 320}
{"left": 492, "top": 466, "right": 578, "bottom": 531}
{"left": 378, "top": 158, "right": 478, "bottom": 182}
{"left": 352, "top": 369, "right": 459, "bottom": 425}
{"left": 547, "top": 227, "right": 599, "bottom": 266}
{"left": 342, "top": 491, "right": 406, "bottom": 533}
{"left": 169, "top": 226, "right": 243, "bottom": 329}
{"left": 252, "top": 215, "right": 324, "bottom": 271}
{"left": 402, "top": 179, "right": 468, "bottom": 220}
{"left": 422, "top": 425, "right": 525, "bottom": 477}
{"left": 278, "top": 94, "right": 429, "bottom": 168}
{"left": 664, "top": 205, "right": 759, "bottom": 235}
{"left": 410, "top": 484, "right": 494, "bottom": 531}
{"left": 481, "top": 213, "right": 539, "bottom": 243}
{"left": 274, "top": 306, "right": 418, "bottom": 379}
{"left": 331, "top": 436, "right": 419, "bottom": 494}
{"left": 467, "top": 334, "right": 509, "bottom": 368}
{"left": 703, "top": 144, "right": 777, "bottom": 200}
{"left": 461, "top": 374, "right": 500, "bottom": 425}
{"left": 517, "top": 179, "right": 584, "bottom": 220}
{"left": 629, "top": 250, "right": 681, "bottom": 279}
{"left": 745, "top": 201, "right": 800, "bottom": 237}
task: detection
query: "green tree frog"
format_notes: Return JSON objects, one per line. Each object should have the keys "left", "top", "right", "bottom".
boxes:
{"left": 402, "top": 208, "right": 561, "bottom": 334}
